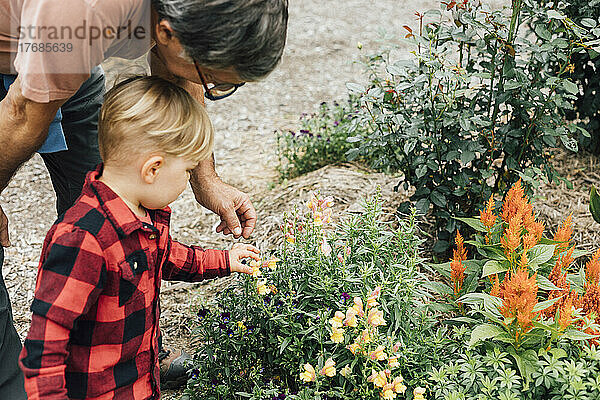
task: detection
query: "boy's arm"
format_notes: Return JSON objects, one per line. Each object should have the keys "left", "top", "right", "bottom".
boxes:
{"left": 162, "top": 239, "right": 230, "bottom": 282}
{"left": 19, "top": 228, "right": 105, "bottom": 400}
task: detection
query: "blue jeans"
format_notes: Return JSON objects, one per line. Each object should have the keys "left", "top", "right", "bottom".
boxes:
{"left": 0, "top": 65, "right": 105, "bottom": 399}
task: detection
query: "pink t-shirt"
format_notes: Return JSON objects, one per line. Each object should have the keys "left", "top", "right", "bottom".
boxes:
{"left": 0, "top": 0, "right": 151, "bottom": 102}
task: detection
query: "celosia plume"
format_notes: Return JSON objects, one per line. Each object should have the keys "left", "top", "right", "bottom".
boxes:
{"left": 480, "top": 195, "right": 497, "bottom": 231}
{"left": 585, "top": 248, "right": 600, "bottom": 287}
{"left": 553, "top": 214, "right": 573, "bottom": 254}
{"left": 498, "top": 264, "right": 539, "bottom": 340}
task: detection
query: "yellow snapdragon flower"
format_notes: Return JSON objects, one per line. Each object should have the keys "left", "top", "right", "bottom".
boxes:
{"left": 381, "top": 383, "right": 396, "bottom": 399}
{"left": 388, "top": 356, "right": 399, "bottom": 369}
{"left": 300, "top": 363, "right": 316, "bottom": 382}
{"left": 330, "top": 311, "right": 344, "bottom": 328}
{"left": 367, "top": 308, "right": 386, "bottom": 327}
{"left": 392, "top": 376, "right": 407, "bottom": 394}
{"left": 340, "top": 365, "right": 352, "bottom": 377}
{"left": 330, "top": 327, "right": 344, "bottom": 343}
{"left": 368, "top": 370, "right": 387, "bottom": 388}
{"left": 319, "top": 358, "right": 336, "bottom": 377}
{"left": 414, "top": 387, "right": 426, "bottom": 399}
{"left": 369, "top": 345, "right": 387, "bottom": 361}
{"left": 343, "top": 309, "right": 358, "bottom": 327}
{"left": 257, "top": 280, "right": 270, "bottom": 295}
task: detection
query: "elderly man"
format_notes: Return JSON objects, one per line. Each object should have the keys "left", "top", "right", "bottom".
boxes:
{"left": 0, "top": 0, "right": 288, "bottom": 397}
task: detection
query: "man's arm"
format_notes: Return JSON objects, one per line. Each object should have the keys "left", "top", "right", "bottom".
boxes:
{"left": 0, "top": 77, "right": 65, "bottom": 246}
{"left": 149, "top": 50, "right": 257, "bottom": 239}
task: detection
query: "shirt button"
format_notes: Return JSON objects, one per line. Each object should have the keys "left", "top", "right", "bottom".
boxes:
{"left": 148, "top": 234, "right": 157, "bottom": 240}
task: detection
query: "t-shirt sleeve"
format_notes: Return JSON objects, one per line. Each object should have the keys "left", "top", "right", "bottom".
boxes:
{"left": 13, "top": 0, "right": 112, "bottom": 102}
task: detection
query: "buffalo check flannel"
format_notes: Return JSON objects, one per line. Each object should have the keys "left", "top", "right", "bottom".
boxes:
{"left": 19, "top": 165, "right": 230, "bottom": 400}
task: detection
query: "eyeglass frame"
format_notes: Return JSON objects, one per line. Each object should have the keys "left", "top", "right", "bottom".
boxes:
{"left": 194, "top": 60, "right": 245, "bottom": 101}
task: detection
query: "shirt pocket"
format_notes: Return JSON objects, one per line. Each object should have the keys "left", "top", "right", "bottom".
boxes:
{"left": 118, "top": 249, "right": 151, "bottom": 307}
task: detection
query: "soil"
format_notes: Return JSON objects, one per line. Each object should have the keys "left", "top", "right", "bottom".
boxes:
{"left": 3, "top": 1, "right": 599, "bottom": 399}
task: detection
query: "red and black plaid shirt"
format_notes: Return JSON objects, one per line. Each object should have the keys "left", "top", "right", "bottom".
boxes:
{"left": 19, "top": 166, "right": 230, "bottom": 400}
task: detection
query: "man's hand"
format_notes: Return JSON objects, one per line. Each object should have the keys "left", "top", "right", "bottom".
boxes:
{"left": 192, "top": 175, "right": 257, "bottom": 239}
{"left": 0, "top": 204, "right": 9, "bottom": 247}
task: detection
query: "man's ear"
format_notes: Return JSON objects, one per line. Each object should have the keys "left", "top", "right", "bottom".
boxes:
{"left": 154, "top": 19, "right": 175, "bottom": 45}
{"left": 141, "top": 155, "right": 165, "bottom": 184}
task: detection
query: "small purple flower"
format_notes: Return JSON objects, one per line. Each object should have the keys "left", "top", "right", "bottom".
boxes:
{"left": 221, "top": 311, "right": 230, "bottom": 321}
{"left": 227, "top": 328, "right": 234, "bottom": 337}
{"left": 290, "top": 130, "right": 296, "bottom": 137}
{"left": 197, "top": 308, "right": 209, "bottom": 319}
{"left": 190, "top": 368, "right": 200, "bottom": 379}
{"left": 340, "top": 292, "right": 350, "bottom": 302}
{"left": 300, "top": 129, "right": 310, "bottom": 135}
{"left": 218, "top": 322, "right": 227, "bottom": 330}
{"left": 211, "top": 377, "right": 219, "bottom": 386}
{"left": 334, "top": 120, "right": 339, "bottom": 126}
{"left": 247, "top": 324, "right": 255, "bottom": 333}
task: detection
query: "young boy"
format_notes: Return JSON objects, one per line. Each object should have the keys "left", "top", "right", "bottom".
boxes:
{"left": 18, "top": 76, "right": 259, "bottom": 400}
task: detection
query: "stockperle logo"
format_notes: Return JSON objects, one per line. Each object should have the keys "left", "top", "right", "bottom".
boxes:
{"left": 8, "top": 6, "right": 151, "bottom": 74}
{"left": 16, "top": 20, "right": 147, "bottom": 46}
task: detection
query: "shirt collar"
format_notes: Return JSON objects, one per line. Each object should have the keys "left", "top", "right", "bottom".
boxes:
{"left": 83, "top": 164, "right": 171, "bottom": 238}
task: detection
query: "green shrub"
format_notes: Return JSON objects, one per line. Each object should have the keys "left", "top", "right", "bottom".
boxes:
{"left": 536, "top": 0, "right": 600, "bottom": 154}
{"left": 183, "top": 193, "right": 439, "bottom": 399}
{"left": 344, "top": 0, "right": 592, "bottom": 252}
{"left": 428, "top": 335, "right": 600, "bottom": 400}
{"left": 276, "top": 100, "right": 360, "bottom": 180}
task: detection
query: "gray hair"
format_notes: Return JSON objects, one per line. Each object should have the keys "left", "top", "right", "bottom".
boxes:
{"left": 152, "top": 0, "right": 288, "bottom": 81}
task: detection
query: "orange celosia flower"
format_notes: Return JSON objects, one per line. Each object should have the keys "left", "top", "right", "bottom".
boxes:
{"left": 490, "top": 274, "right": 501, "bottom": 298}
{"left": 558, "top": 295, "right": 574, "bottom": 331}
{"left": 453, "top": 231, "right": 467, "bottom": 262}
{"left": 553, "top": 214, "right": 573, "bottom": 254}
{"left": 498, "top": 264, "right": 539, "bottom": 339}
{"left": 522, "top": 233, "right": 537, "bottom": 251}
{"left": 450, "top": 259, "right": 466, "bottom": 295}
{"left": 501, "top": 179, "right": 526, "bottom": 223}
{"left": 480, "top": 195, "right": 497, "bottom": 231}
{"left": 500, "top": 216, "right": 522, "bottom": 258}
{"left": 582, "top": 284, "right": 600, "bottom": 319}
{"left": 451, "top": 230, "right": 467, "bottom": 295}
{"left": 585, "top": 249, "right": 600, "bottom": 287}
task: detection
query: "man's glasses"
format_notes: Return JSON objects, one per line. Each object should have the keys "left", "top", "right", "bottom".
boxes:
{"left": 194, "top": 60, "right": 245, "bottom": 101}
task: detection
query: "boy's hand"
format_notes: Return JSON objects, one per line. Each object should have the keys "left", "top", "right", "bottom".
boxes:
{"left": 229, "top": 243, "right": 260, "bottom": 274}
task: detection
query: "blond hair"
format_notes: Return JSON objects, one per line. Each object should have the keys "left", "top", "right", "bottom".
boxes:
{"left": 98, "top": 76, "right": 213, "bottom": 165}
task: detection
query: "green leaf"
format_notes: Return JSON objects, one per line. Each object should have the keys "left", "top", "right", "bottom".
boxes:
{"left": 537, "top": 275, "right": 562, "bottom": 291}
{"left": 279, "top": 337, "right": 292, "bottom": 354}
{"left": 468, "top": 323, "right": 505, "bottom": 347}
{"left": 482, "top": 260, "right": 508, "bottom": 278}
{"left": 528, "top": 244, "right": 556, "bottom": 269}
{"left": 532, "top": 295, "right": 563, "bottom": 313}
{"left": 346, "top": 82, "right": 366, "bottom": 94}
{"left": 504, "top": 80, "right": 522, "bottom": 90}
{"left": 423, "top": 281, "right": 453, "bottom": 296}
{"left": 547, "top": 10, "right": 565, "bottom": 20}
{"left": 509, "top": 348, "right": 538, "bottom": 385}
{"left": 590, "top": 185, "right": 600, "bottom": 223}
{"left": 454, "top": 217, "right": 487, "bottom": 232}
{"left": 562, "top": 329, "right": 600, "bottom": 341}
{"left": 430, "top": 191, "right": 446, "bottom": 208}
{"left": 562, "top": 80, "right": 579, "bottom": 95}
